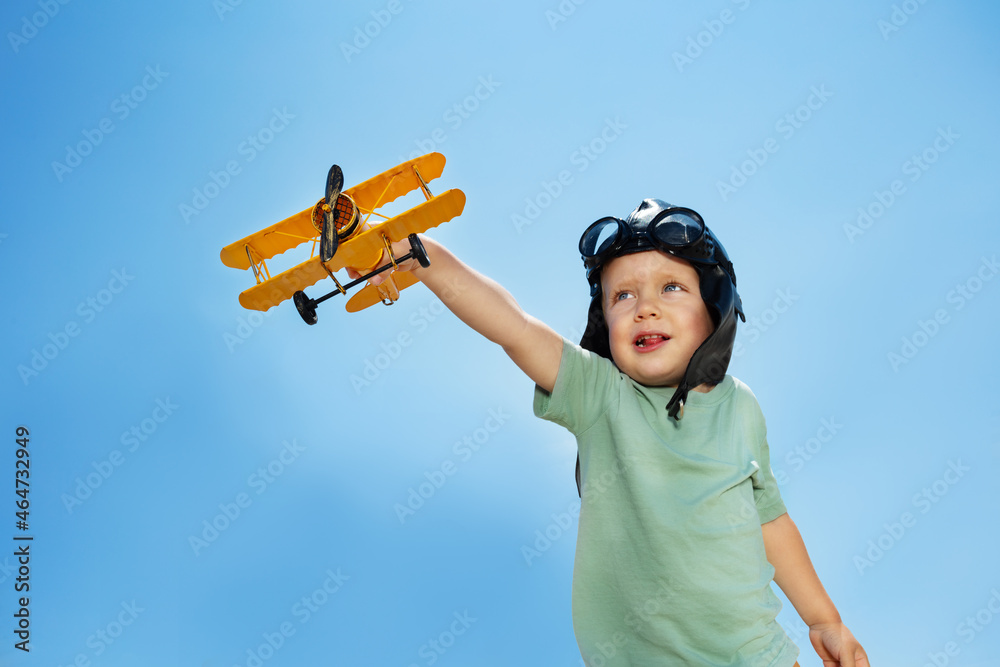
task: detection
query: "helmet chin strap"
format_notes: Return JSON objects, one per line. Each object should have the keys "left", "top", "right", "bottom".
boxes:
{"left": 665, "top": 290, "right": 744, "bottom": 420}
{"left": 665, "top": 340, "right": 709, "bottom": 421}
{"left": 666, "top": 384, "right": 688, "bottom": 420}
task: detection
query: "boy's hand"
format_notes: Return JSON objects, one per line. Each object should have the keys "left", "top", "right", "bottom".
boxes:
{"left": 809, "top": 622, "right": 870, "bottom": 667}
{"left": 345, "top": 237, "right": 420, "bottom": 285}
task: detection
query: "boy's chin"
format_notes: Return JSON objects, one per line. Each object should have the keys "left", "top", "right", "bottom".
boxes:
{"left": 632, "top": 375, "right": 716, "bottom": 394}
{"left": 627, "top": 369, "right": 684, "bottom": 388}
{"left": 609, "top": 353, "right": 686, "bottom": 388}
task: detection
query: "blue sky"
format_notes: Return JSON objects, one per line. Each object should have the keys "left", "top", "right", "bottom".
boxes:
{"left": 2, "top": 1, "right": 999, "bottom": 665}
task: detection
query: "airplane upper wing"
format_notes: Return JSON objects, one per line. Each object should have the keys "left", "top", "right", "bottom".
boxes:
{"left": 221, "top": 153, "right": 445, "bottom": 271}
{"left": 345, "top": 152, "right": 446, "bottom": 214}
{"left": 220, "top": 206, "right": 318, "bottom": 270}
{"left": 324, "top": 189, "right": 466, "bottom": 273}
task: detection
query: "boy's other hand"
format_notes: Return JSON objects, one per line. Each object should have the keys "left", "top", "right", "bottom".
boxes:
{"left": 809, "top": 622, "right": 870, "bottom": 667}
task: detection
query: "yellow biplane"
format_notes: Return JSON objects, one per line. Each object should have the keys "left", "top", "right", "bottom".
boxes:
{"left": 220, "top": 152, "right": 465, "bottom": 324}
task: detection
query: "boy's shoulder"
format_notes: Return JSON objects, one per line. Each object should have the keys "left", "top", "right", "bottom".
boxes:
{"left": 724, "top": 375, "right": 770, "bottom": 431}
{"left": 728, "top": 374, "right": 757, "bottom": 400}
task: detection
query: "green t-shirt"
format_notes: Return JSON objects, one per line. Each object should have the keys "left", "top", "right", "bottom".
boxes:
{"left": 534, "top": 340, "right": 799, "bottom": 666}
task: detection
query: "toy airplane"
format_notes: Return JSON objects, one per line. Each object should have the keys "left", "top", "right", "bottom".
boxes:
{"left": 220, "top": 152, "right": 465, "bottom": 325}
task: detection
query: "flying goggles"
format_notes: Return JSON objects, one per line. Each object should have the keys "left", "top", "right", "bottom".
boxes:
{"left": 579, "top": 206, "right": 734, "bottom": 297}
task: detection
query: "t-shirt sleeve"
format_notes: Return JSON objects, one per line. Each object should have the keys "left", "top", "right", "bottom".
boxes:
{"left": 750, "top": 408, "right": 787, "bottom": 524}
{"left": 533, "top": 339, "right": 619, "bottom": 435}
{"left": 752, "top": 435, "right": 787, "bottom": 523}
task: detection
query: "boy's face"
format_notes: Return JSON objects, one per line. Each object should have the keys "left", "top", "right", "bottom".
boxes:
{"left": 600, "top": 250, "right": 714, "bottom": 387}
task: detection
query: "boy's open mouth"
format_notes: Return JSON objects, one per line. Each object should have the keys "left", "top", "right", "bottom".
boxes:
{"left": 634, "top": 333, "right": 669, "bottom": 349}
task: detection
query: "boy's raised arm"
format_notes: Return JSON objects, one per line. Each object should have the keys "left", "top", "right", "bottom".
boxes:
{"left": 362, "top": 235, "right": 564, "bottom": 393}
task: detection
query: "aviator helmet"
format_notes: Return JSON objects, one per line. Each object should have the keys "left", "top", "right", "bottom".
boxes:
{"left": 578, "top": 198, "right": 745, "bottom": 418}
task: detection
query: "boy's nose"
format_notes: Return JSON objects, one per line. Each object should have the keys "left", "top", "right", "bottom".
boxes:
{"left": 634, "top": 295, "right": 659, "bottom": 320}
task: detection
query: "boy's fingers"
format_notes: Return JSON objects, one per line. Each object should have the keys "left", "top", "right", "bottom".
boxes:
{"left": 836, "top": 639, "right": 869, "bottom": 667}
{"left": 342, "top": 239, "right": 418, "bottom": 287}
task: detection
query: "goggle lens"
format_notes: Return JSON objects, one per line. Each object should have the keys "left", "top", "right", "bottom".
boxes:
{"left": 580, "top": 217, "right": 624, "bottom": 258}
{"left": 650, "top": 211, "right": 704, "bottom": 247}
{"left": 580, "top": 207, "right": 711, "bottom": 279}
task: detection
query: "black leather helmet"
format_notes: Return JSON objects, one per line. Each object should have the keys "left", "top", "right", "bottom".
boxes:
{"left": 578, "top": 198, "right": 745, "bottom": 419}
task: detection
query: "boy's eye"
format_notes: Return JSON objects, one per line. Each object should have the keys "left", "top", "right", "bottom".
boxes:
{"left": 663, "top": 284, "right": 681, "bottom": 292}
{"left": 612, "top": 291, "right": 633, "bottom": 302}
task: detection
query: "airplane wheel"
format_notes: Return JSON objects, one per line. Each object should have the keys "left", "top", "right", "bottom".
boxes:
{"left": 294, "top": 291, "right": 318, "bottom": 325}
{"left": 408, "top": 234, "right": 430, "bottom": 268}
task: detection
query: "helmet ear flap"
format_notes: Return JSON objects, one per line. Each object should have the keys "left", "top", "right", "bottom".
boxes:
{"left": 579, "top": 295, "right": 612, "bottom": 360}
{"left": 664, "top": 263, "right": 741, "bottom": 418}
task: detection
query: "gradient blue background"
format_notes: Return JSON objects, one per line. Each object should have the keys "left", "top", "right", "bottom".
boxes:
{"left": 2, "top": 1, "right": 999, "bottom": 665}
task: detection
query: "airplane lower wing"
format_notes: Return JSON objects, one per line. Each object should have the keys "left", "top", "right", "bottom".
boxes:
{"left": 345, "top": 271, "right": 420, "bottom": 312}
{"left": 238, "top": 256, "right": 328, "bottom": 312}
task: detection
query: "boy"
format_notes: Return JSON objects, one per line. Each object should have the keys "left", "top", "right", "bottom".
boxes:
{"left": 355, "top": 198, "right": 869, "bottom": 666}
